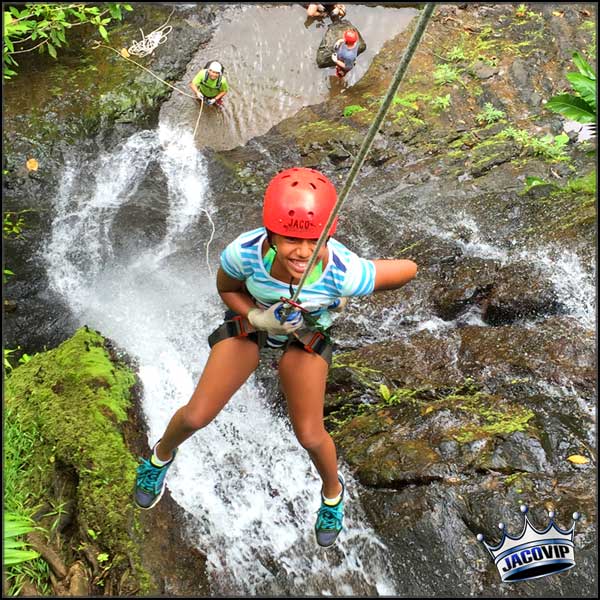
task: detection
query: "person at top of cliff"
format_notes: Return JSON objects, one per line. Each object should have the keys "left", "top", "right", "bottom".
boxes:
{"left": 305, "top": 3, "right": 346, "bottom": 20}
{"left": 189, "top": 60, "right": 229, "bottom": 107}
{"left": 133, "top": 167, "right": 417, "bottom": 548}
{"left": 332, "top": 29, "right": 359, "bottom": 78}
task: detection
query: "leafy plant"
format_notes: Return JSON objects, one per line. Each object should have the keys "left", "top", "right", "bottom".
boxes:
{"left": 4, "top": 267, "right": 15, "bottom": 283}
{"left": 546, "top": 51, "right": 596, "bottom": 126}
{"left": 3, "top": 211, "right": 27, "bottom": 238}
{"left": 501, "top": 126, "right": 570, "bottom": 162}
{"left": 431, "top": 93, "right": 451, "bottom": 113}
{"left": 3, "top": 3, "right": 133, "bottom": 79}
{"left": 4, "top": 347, "right": 17, "bottom": 372}
{"left": 515, "top": 4, "right": 537, "bottom": 19}
{"left": 476, "top": 102, "right": 506, "bottom": 125}
{"left": 523, "top": 176, "right": 552, "bottom": 192}
{"left": 3, "top": 346, "right": 33, "bottom": 372}
{"left": 379, "top": 384, "right": 395, "bottom": 403}
{"left": 3, "top": 513, "right": 40, "bottom": 566}
{"left": 392, "top": 94, "right": 419, "bottom": 110}
{"left": 447, "top": 45, "right": 466, "bottom": 62}
{"left": 434, "top": 63, "right": 462, "bottom": 86}
{"left": 4, "top": 209, "right": 32, "bottom": 281}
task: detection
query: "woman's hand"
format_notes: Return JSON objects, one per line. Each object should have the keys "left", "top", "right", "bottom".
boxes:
{"left": 327, "top": 297, "right": 348, "bottom": 312}
{"left": 247, "top": 302, "right": 303, "bottom": 335}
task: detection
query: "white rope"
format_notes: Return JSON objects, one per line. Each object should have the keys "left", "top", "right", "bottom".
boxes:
{"left": 193, "top": 96, "right": 204, "bottom": 138}
{"left": 128, "top": 10, "right": 174, "bottom": 57}
{"left": 200, "top": 208, "right": 216, "bottom": 276}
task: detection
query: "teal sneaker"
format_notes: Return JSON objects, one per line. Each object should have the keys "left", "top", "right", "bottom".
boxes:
{"left": 315, "top": 473, "right": 345, "bottom": 547}
{"left": 134, "top": 444, "right": 177, "bottom": 510}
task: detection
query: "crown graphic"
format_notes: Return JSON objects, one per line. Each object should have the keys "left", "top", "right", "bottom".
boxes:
{"left": 477, "top": 505, "right": 581, "bottom": 582}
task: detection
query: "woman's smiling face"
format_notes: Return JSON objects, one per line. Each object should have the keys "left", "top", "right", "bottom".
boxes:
{"left": 269, "top": 233, "right": 328, "bottom": 282}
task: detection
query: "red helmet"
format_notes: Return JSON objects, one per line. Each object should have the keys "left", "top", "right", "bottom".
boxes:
{"left": 344, "top": 29, "right": 358, "bottom": 44}
{"left": 263, "top": 168, "right": 338, "bottom": 238}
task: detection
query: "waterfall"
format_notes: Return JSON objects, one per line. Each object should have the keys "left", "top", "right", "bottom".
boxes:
{"left": 44, "top": 124, "right": 397, "bottom": 596}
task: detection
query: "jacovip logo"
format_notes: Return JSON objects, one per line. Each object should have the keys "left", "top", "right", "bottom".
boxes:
{"left": 477, "top": 505, "right": 581, "bottom": 582}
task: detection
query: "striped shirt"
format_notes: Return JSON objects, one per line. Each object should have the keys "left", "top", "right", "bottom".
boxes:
{"left": 220, "top": 227, "right": 376, "bottom": 329}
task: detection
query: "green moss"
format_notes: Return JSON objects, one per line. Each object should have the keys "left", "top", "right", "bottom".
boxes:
{"left": 503, "top": 471, "right": 533, "bottom": 494}
{"left": 442, "top": 391, "right": 536, "bottom": 443}
{"left": 294, "top": 119, "right": 358, "bottom": 146}
{"left": 523, "top": 170, "right": 596, "bottom": 237}
{"left": 4, "top": 327, "right": 151, "bottom": 592}
{"left": 330, "top": 352, "right": 383, "bottom": 389}
{"left": 329, "top": 375, "right": 537, "bottom": 448}
{"left": 343, "top": 104, "right": 366, "bottom": 117}
{"left": 562, "top": 170, "right": 596, "bottom": 195}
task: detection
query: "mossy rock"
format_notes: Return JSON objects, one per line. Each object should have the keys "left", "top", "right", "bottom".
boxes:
{"left": 4, "top": 326, "right": 151, "bottom": 594}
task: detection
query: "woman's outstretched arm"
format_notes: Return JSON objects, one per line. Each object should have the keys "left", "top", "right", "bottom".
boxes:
{"left": 372, "top": 259, "right": 418, "bottom": 291}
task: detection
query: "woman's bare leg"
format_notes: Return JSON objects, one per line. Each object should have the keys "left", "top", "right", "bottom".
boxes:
{"left": 155, "top": 337, "right": 260, "bottom": 460}
{"left": 278, "top": 346, "right": 342, "bottom": 498}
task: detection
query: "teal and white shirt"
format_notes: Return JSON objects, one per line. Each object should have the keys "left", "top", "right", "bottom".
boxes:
{"left": 220, "top": 227, "right": 376, "bottom": 329}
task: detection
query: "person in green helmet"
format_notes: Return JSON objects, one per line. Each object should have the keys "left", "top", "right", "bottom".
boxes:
{"left": 190, "top": 60, "right": 229, "bottom": 107}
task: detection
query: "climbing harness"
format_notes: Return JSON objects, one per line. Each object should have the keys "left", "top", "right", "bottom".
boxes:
{"left": 127, "top": 10, "right": 174, "bottom": 57}
{"left": 278, "top": 2, "right": 436, "bottom": 318}
{"left": 207, "top": 313, "right": 333, "bottom": 363}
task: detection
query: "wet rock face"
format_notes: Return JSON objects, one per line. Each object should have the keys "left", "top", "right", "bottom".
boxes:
{"left": 261, "top": 1, "right": 597, "bottom": 580}
{"left": 362, "top": 471, "right": 597, "bottom": 597}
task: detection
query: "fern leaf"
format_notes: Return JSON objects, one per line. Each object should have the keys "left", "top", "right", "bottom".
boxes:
{"left": 546, "top": 94, "right": 596, "bottom": 123}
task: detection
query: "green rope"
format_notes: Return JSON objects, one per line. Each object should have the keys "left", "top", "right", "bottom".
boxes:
{"left": 288, "top": 3, "right": 436, "bottom": 304}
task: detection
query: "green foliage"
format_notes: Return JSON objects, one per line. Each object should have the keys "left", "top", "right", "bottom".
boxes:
{"left": 4, "top": 407, "right": 51, "bottom": 592}
{"left": 392, "top": 95, "right": 418, "bottom": 110}
{"left": 3, "top": 209, "right": 32, "bottom": 282}
{"left": 433, "top": 63, "right": 462, "bottom": 86}
{"left": 446, "top": 45, "right": 466, "bottom": 62}
{"left": 4, "top": 328, "right": 141, "bottom": 560}
{"left": 4, "top": 347, "right": 35, "bottom": 373}
{"left": 523, "top": 176, "right": 552, "bottom": 192}
{"left": 562, "top": 170, "right": 596, "bottom": 194}
{"left": 4, "top": 347, "right": 17, "bottom": 371}
{"left": 3, "top": 210, "right": 27, "bottom": 238}
{"left": 430, "top": 94, "right": 451, "bottom": 113}
{"left": 343, "top": 104, "right": 366, "bottom": 117}
{"left": 501, "top": 126, "right": 570, "bottom": 162}
{"left": 3, "top": 514, "right": 40, "bottom": 567}
{"left": 3, "top": 3, "right": 133, "bottom": 79}
{"left": 378, "top": 383, "right": 393, "bottom": 402}
{"left": 515, "top": 4, "right": 538, "bottom": 19}
{"left": 476, "top": 102, "right": 506, "bottom": 125}
{"left": 546, "top": 52, "right": 596, "bottom": 124}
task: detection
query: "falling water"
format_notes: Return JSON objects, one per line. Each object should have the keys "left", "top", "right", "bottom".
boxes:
{"left": 44, "top": 124, "right": 397, "bottom": 596}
